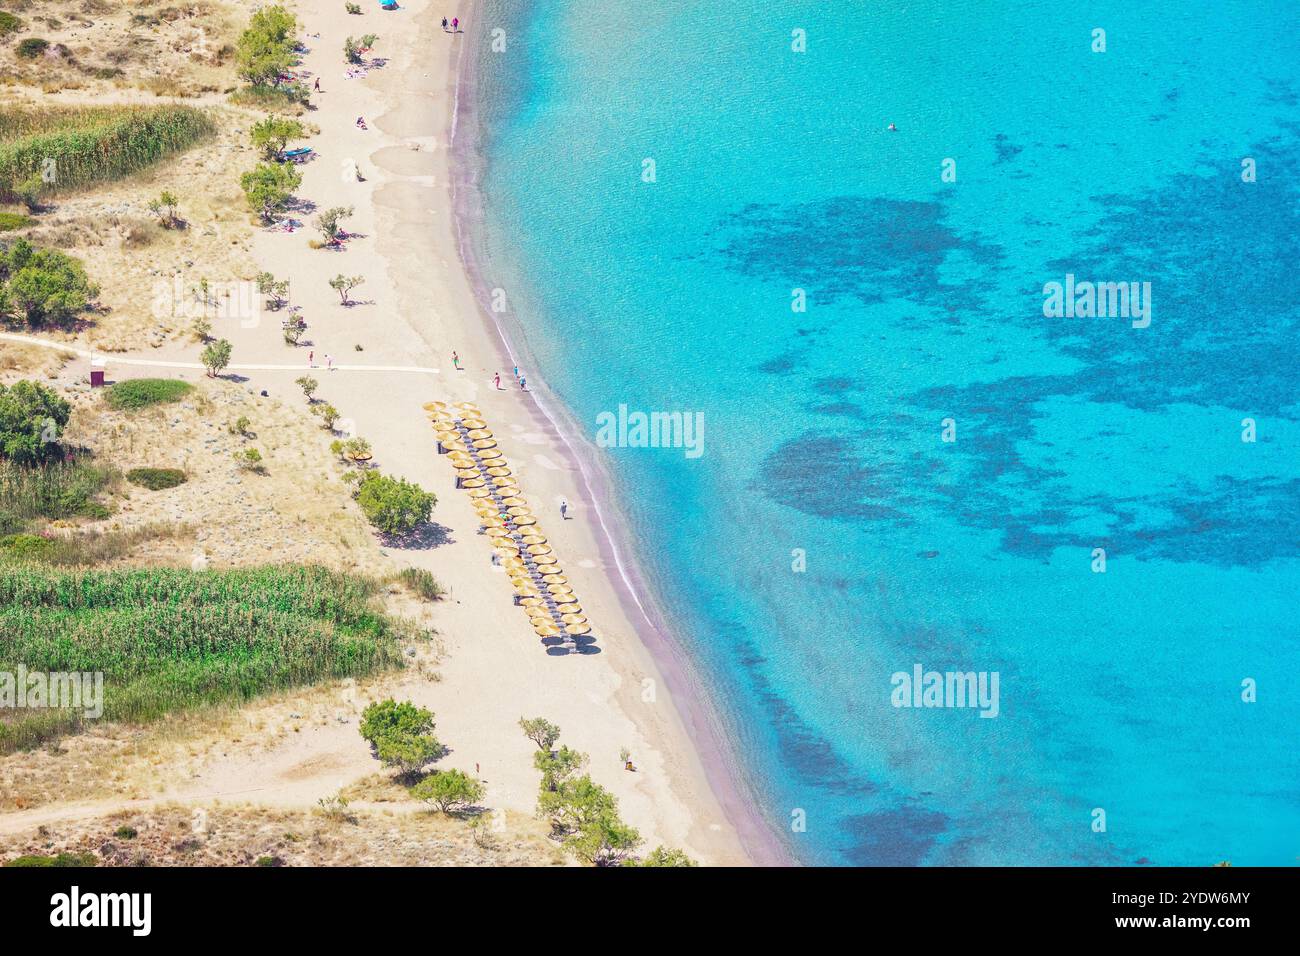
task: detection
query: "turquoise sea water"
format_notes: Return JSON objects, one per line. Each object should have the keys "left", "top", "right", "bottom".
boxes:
{"left": 469, "top": 1, "right": 1300, "bottom": 865}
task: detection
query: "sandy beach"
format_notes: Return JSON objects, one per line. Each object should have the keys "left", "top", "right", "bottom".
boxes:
{"left": 225, "top": 0, "right": 754, "bottom": 864}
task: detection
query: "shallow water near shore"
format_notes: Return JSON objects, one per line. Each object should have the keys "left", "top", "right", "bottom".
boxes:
{"left": 466, "top": 0, "right": 1300, "bottom": 865}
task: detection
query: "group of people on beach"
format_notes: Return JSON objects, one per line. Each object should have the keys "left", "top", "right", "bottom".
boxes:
{"left": 490, "top": 368, "right": 526, "bottom": 391}
{"left": 441, "top": 16, "right": 460, "bottom": 32}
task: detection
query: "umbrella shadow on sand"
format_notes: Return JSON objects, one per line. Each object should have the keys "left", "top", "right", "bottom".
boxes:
{"left": 543, "top": 635, "right": 600, "bottom": 656}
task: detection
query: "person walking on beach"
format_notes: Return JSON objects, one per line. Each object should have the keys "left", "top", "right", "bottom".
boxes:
{"left": 493, "top": 371, "right": 501, "bottom": 389}
{"left": 308, "top": 350, "right": 314, "bottom": 367}
{"left": 560, "top": 499, "right": 568, "bottom": 520}
{"left": 453, "top": 17, "right": 459, "bottom": 32}
{"left": 441, "top": 17, "right": 448, "bottom": 31}
{"left": 326, "top": 354, "right": 334, "bottom": 371}
{"left": 519, "top": 376, "right": 527, "bottom": 391}
{"left": 313, "top": 77, "right": 321, "bottom": 92}
{"left": 452, "top": 350, "right": 462, "bottom": 370}
{"left": 513, "top": 364, "right": 519, "bottom": 381}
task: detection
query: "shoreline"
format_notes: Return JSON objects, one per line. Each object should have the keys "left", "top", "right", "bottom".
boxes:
{"left": 445, "top": 3, "right": 791, "bottom": 866}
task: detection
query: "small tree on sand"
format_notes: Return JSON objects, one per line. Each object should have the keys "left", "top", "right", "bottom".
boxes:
{"left": 250, "top": 116, "right": 305, "bottom": 162}
{"left": 311, "top": 402, "right": 340, "bottom": 430}
{"left": 147, "top": 190, "right": 180, "bottom": 228}
{"left": 344, "top": 34, "right": 377, "bottom": 64}
{"left": 565, "top": 807, "right": 642, "bottom": 867}
{"left": 518, "top": 717, "right": 561, "bottom": 753}
{"left": 354, "top": 471, "right": 435, "bottom": 536}
{"left": 409, "top": 770, "right": 484, "bottom": 814}
{"left": 359, "top": 699, "right": 441, "bottom": 778}
{"left": 295, "top": 375, "right": 318, "bottom": 401}
{"left": 329, "top": 273, "right": 364, "bottom": 305}
{"left": 255, "top": 271, "right": 289, "bottom": 310}
{"left": 314, "top": 205, "right": 353, "bottom": 244}
{"left": 200, "top": 339, "right": 232, "bottom": 377}
{"left": 240, "top": 162, "right": 302, "bottom": 223}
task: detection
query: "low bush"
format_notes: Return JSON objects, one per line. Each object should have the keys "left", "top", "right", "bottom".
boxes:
{"left": 104, "top": 378, "right": 193, "bottom": 410}
{"left": 125, "top": 467, "right": 186, "bottom": 491}
{"left": 16, "top": 38, "right": 47, "bottom": 59}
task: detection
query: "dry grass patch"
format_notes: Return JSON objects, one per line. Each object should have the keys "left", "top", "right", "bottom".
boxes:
{"left": 0, "top": 802, "right": 565, "bottom": 867}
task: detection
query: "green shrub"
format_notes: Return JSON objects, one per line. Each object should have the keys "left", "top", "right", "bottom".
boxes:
{"left": 359, "top": 699, "right": 440, "bottom": 776}
{"left": 240, "top": 162, "right": 301, "bottom": 222}
{"left": 354, "top": 472, "right": 434, "bottom": 536}
{"left": 0, "top": 212, "right": 32, "bottom": 232}
{"left": 235, "top": 4, "right": 298, "bottom": 86}
{"left": 0, "top": 13, "right": 24, "bottom": 38}
{"left": 0, "top": 379, "right": 70, "bottom": 464}
{"left": 0, "top": 532, "right": 53, "bottom": 561}
{"left": 409, "top": 769, "right": 484, "bottom": 813}
{"left": 114, "top": 825, "right": 138, "bottom": 839}
{"left": 104, "top": 378, "right": 193, "bottom": 410}
{"left": 16, "top": 38, "right": 47, "bottom": 59}
{"left": 0, "top": 240, "right": 99, "bottom": 329}
{"left": 125, "top": 467, "right": 186, "bottom": 490}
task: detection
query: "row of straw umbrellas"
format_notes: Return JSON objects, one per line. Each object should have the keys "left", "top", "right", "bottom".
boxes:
{"left": 424, "top": 400, "right": 593, "bottom": 645}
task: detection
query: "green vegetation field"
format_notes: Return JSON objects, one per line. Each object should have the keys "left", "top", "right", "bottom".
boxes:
{"left": 0, "top": 566, "right": 409, "bottom": 751}
{"left": 0, "top": 105, "right": 215, "bottom": 202}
